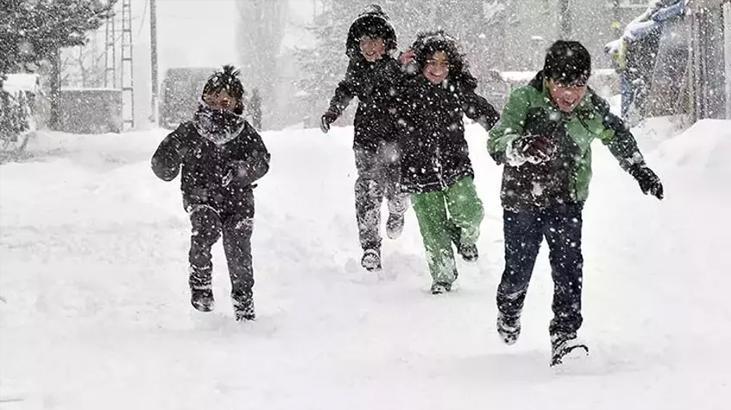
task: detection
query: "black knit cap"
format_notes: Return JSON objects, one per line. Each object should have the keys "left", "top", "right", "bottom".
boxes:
{"left": 543, "top": 40, "right": 591, "bottom": 85}
{"left": 202, "top": 65, "right": 245, "bottom": 101}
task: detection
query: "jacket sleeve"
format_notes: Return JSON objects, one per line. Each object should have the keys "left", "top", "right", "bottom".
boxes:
{"left": 327, "top": 60, "right": 358, "bottom": 116}
{"left": 462, "top": 87, "right": 500, "bottom": 131}
{"left": 233, "top": 125, "right": 271, "bottom": 186}
{"left": 151, "top": 124, "right": 188, "bottom": 181}
{"left": 487, "top": 87, "right": 532, "bottom": 164}
{"left": 591, "top": 95, "right": 646, "bottom": 171}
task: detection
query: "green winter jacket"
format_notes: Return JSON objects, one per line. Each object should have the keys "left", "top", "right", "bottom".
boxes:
{"left": 488, "top": 71, "right": 646, "bottom": 210}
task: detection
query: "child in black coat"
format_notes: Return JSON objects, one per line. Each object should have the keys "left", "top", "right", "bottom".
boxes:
{"left": 320, "top": 4, "right": 409, "bottom": 272}
{"left": 151, "top": 66, "right": 270, "bottom": 321}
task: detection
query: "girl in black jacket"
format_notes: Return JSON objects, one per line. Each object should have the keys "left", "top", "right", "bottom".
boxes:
{"left": 151, "top": 66, "right": 270, "bottom": 321}
{"left": 396, "top": 31, "right": 499, "bottom": 294}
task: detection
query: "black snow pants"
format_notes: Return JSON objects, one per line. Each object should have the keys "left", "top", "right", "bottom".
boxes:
{"left": 187, "top": 192, "right": 255, "bottom": 305}
{"left": 496, "top": 203, "right": 584, "bottom": 337}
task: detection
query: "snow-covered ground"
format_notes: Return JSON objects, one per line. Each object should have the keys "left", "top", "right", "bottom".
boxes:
{"left": 1, "top": 119, "right": 730, "bottom": 409}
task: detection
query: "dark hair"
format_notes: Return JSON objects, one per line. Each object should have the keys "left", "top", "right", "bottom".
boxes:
{"left": 411, "top": 30, "right": 475, "bottom": 87}
{"left": 543, "top": 40, "right": 591, "bottom": 85}
{"left": 202, "top": 65, "right": 245, "bottom": 101}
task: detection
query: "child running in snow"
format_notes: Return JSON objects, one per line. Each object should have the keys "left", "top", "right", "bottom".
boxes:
{"left": 320, "top": 4, "right": 409, "bottom": 272}
{"left": 151, "top": 66, "right": 270, "bottom": 321}
{"left": 488, "top": 41, "right": 663, "bottom": 365}
{"left": 395, "top": 30, "right": 499, "bottom": 294}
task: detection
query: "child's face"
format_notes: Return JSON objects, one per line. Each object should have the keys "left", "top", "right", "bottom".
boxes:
{"left": 423, "top": 51, "right": 449, "bottom": 84}
{"left": 359, "top": 36, "right": 386, "bottom": 62}
{"left": 203, "top": 90, "right": 237, "bottom": 112}
{"left": 546, "top": 79, "right": 588, "bottom": 113}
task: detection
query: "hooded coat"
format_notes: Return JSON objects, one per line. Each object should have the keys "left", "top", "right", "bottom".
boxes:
{"left": 327, "top": 5, "right": 402, "bottom": 152}
{"left": 395, "top": 31, "right": 499, "bottom": 193}
{"left": 151, "top": 118, "right": 270, "bottom": 214}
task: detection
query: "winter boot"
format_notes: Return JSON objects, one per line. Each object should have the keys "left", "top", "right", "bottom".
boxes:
{"left": 550, "top": 332, "right": 589, "bottom": 366}
{"left": 497, "top": 311, "right": 521, "bottom": 345}
{"left": 447, "top": 223, "right": 478, "bottom": 262}
{"left": 361, "top": 248, "right": 382, "bottom": 271}
{"left": 430, "top": 281, "right": 452, "bottom": 295}
{"left": 457, "top": 243, "right": 479, "bottom": 262}
{"left": 385, "top": 213, "right": 405, "bottom": 240}
{"left": 233, "top": 296, "right": 255, "bottom": 321}
{"left": 189, "top": 267, "right": 214, "bottom": 312}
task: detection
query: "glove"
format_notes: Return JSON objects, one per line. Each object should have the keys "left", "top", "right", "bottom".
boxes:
{"left": 508, "top": 135, "right": 556, "bottom": 165}
{"left": 222, "top": 160, "right": 248, "bottom": 187}
{"left": 629, "top": 164, "right": 664, "bottom": 199}
{"left": 320, "top": 110, "right": 339, "bottom": 133}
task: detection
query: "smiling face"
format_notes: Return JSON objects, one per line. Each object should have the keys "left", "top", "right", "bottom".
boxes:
{"left": 547, "top": 79, "right": 588, "bottom": 113}
{"left": 422, "top": 50, "right": 449, "bottom": 85}
{"left": 359, "top": 36, "right": 386, "bottom": 62}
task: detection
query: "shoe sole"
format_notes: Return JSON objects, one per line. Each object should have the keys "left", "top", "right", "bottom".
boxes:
{"left": 192, "top": 301, "right": 214, "bottom": 312}
{"left": 551, "top": 344, "right": 589, "bottom": 366}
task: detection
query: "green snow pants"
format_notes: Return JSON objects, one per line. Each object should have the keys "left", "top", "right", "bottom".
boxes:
{"left": 411, "top": 176, "right": 484, "bottom": 284}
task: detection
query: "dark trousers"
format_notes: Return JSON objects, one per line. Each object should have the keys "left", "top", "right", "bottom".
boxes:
{"left": 354, "top": 142, "right": 409, "bottom": 250}
{"left": 496, "top": 203, "right": 584, "bottom": 336}
{"left": 188, "top": 204, "right": 254, "bottom": 304}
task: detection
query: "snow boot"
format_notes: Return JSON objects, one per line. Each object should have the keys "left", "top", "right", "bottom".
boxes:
{"left": 361, "top": 248, "right": 382, "bottom": 271}
{"left": 189, "top": 267, "right": 214, "bottom": 312}
{"left": 447, "top": 223, "right": 478, "bottom": 262}
{"left": 497, "top": 312, "right": 521, "bottom": 345}
{"left": 430, "top": 281, "right": 452, "bottom": 295}
{"left": 385, "top": 213, "right": 404, "bottom": 240}
{"left": 233, "top": 296, "right": 255, "bottom": 321}
{"left": 457, "top": 243, "right": 479, "bottom": 262}
{"left": 550, "top": 332, "right": 589, "bottom": 366}
{"left": 191, "top": 288, "right": 214, "bottom": 312}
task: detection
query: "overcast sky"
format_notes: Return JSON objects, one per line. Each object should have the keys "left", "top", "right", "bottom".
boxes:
{"left": 125, "top": 0, "right": 315, "bottom": 123}
{"left": 132, "top": 0, "right": 314, "bottom": 72}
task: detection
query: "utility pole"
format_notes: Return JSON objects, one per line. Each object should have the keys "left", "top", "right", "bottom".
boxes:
{"left": 611, "top": 0, "right": 622, "bottom": 39}
{"left": 558, "top": 0, "right": 571, "bottom": 39}
{"left": 150, "top": 0, "right": 159, "bottom": 125}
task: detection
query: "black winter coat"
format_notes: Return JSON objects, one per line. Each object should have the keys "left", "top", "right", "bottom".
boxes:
{"left": 151, "top": 121, "right": 270, "bottom": 215}
{"left": 395, "top": 75, "right": 499, "bottom": 193}
{"left": 327, "top": 55, "right": 403, "bottom": 152}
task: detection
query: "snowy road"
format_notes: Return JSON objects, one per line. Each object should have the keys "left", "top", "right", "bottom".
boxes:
{"left": 1, "top": 122, "right": 729, "bottom": 409}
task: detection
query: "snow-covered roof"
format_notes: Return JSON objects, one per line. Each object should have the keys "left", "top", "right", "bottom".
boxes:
{"left": 2, "top": 73, "right": 40, "bottom": 94}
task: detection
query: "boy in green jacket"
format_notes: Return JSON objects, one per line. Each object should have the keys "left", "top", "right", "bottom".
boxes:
{"left": 488, "top": 40, "right": 663, "bottom": 365}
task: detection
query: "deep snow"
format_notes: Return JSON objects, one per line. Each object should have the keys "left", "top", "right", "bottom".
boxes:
{"left": 1, "top": 119, "right": 730, "bottom": 409}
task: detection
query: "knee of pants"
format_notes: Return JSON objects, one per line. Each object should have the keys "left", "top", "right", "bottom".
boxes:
{"left": 549, "top": 249, "right": 584, "bottom": 277}
{"left": 498, "top": 278, "right": 530, "bottom": 299}
{"left": 223, "top": 216, "right": 254, "bottom": 236}
{"left": 355, "top": 180, "right": 383, "bottom": 210}
{"left": 222, "top": 219, "right": 254, "bottom": 260}
{"left": 190, "top": 205, "right": 223, "bottom": 245}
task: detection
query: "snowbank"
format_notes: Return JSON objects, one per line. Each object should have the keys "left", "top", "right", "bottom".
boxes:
{"left": 656, "top": 119, "right": 731, "bottom": 184}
